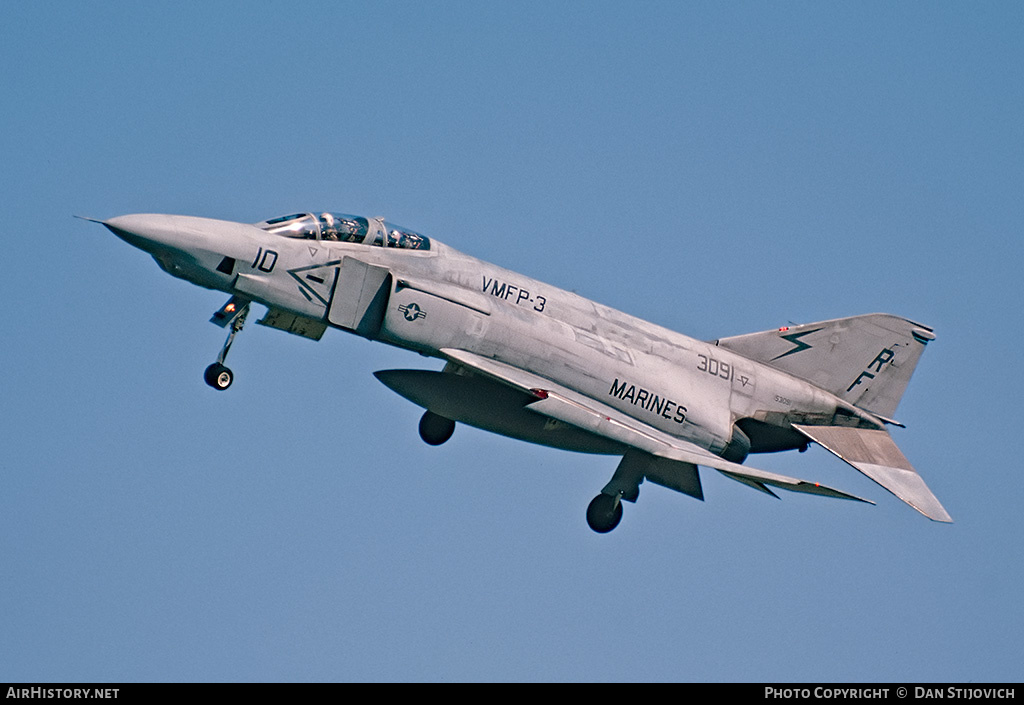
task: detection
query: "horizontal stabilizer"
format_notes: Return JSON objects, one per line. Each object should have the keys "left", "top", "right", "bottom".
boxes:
{"left": 792, "top": 424, "right": 952, "bottom": 523}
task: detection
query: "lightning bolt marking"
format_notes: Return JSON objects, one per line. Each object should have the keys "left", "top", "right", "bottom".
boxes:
{"left": 771, "top": 327, "right": 823, "bottom": 361}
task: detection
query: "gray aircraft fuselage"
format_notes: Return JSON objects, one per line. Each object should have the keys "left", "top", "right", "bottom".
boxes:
{"left": 95, "top": 211, "right": 947, "bottom": 531}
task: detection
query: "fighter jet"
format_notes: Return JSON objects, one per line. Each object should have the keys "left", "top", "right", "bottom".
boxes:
{"left": 85, "top": 211, "right": 950, "bottom": 532}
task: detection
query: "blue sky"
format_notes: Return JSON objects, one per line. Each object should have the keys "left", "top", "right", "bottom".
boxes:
{"left": 2, "top": 1, "right": 1022, "bottom": 682}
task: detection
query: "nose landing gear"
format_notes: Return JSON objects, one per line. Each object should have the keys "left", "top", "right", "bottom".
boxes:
{"left": 204, "top": 363, "right": 234, "bottom": 390}
{"left": 205, "top": 298, "right": 250, "bottom": 391}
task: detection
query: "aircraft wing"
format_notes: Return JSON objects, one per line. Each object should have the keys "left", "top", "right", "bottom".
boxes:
{"left": 792, "top": 424, "right": 952, "bottom": 522}
{"left": 441, "top": 348, "right": 871, "bottom": 504}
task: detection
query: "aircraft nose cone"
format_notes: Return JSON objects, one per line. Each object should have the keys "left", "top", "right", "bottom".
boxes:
{"left": 102, "top": 214, "right": 181, "bottom": 252}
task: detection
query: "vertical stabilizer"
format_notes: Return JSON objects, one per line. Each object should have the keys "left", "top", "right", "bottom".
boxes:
{"left": 715, "top": 314, "right": 934, "bottom": 419}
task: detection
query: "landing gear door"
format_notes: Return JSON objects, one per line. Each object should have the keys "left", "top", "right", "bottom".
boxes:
{"left": 328, "top": 257, "right": 391, "bottom": 338}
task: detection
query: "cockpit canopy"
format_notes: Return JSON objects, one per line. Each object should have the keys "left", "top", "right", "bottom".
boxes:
{"left": 255, "top": 212, "right": 430, "bottom": 250}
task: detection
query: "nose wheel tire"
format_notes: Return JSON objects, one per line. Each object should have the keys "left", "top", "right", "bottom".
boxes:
{"left": 204, "top": 363, "right": 233, "bottom": 391}
{"left": 419, "top": 411, "right": 456, "bottom": 446}
{"left": 586, "top": 493, "right": 623, "bottom": 533}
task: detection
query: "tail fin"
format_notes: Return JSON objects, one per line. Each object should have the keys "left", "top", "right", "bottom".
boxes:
{"left": 714, "top": 314, "right": 935, "bottom": 420}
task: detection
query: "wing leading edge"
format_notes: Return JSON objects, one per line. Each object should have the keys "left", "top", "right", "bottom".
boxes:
{"left": 440, "top": 348, "right": 871, "bottom": 506}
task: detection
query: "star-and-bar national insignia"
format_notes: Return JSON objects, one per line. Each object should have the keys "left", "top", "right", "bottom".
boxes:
{"left": 398, "top": 302, "right": 427, "bottom": 322}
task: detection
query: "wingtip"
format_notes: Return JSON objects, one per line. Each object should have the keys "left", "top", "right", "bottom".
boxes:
{"left": 921, "top": 506, "right": 954, "bottom": 524}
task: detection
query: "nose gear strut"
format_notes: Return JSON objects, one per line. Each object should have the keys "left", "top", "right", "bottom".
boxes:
{"left": 205, "top": 298, "right": 250, "bottom": 390}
